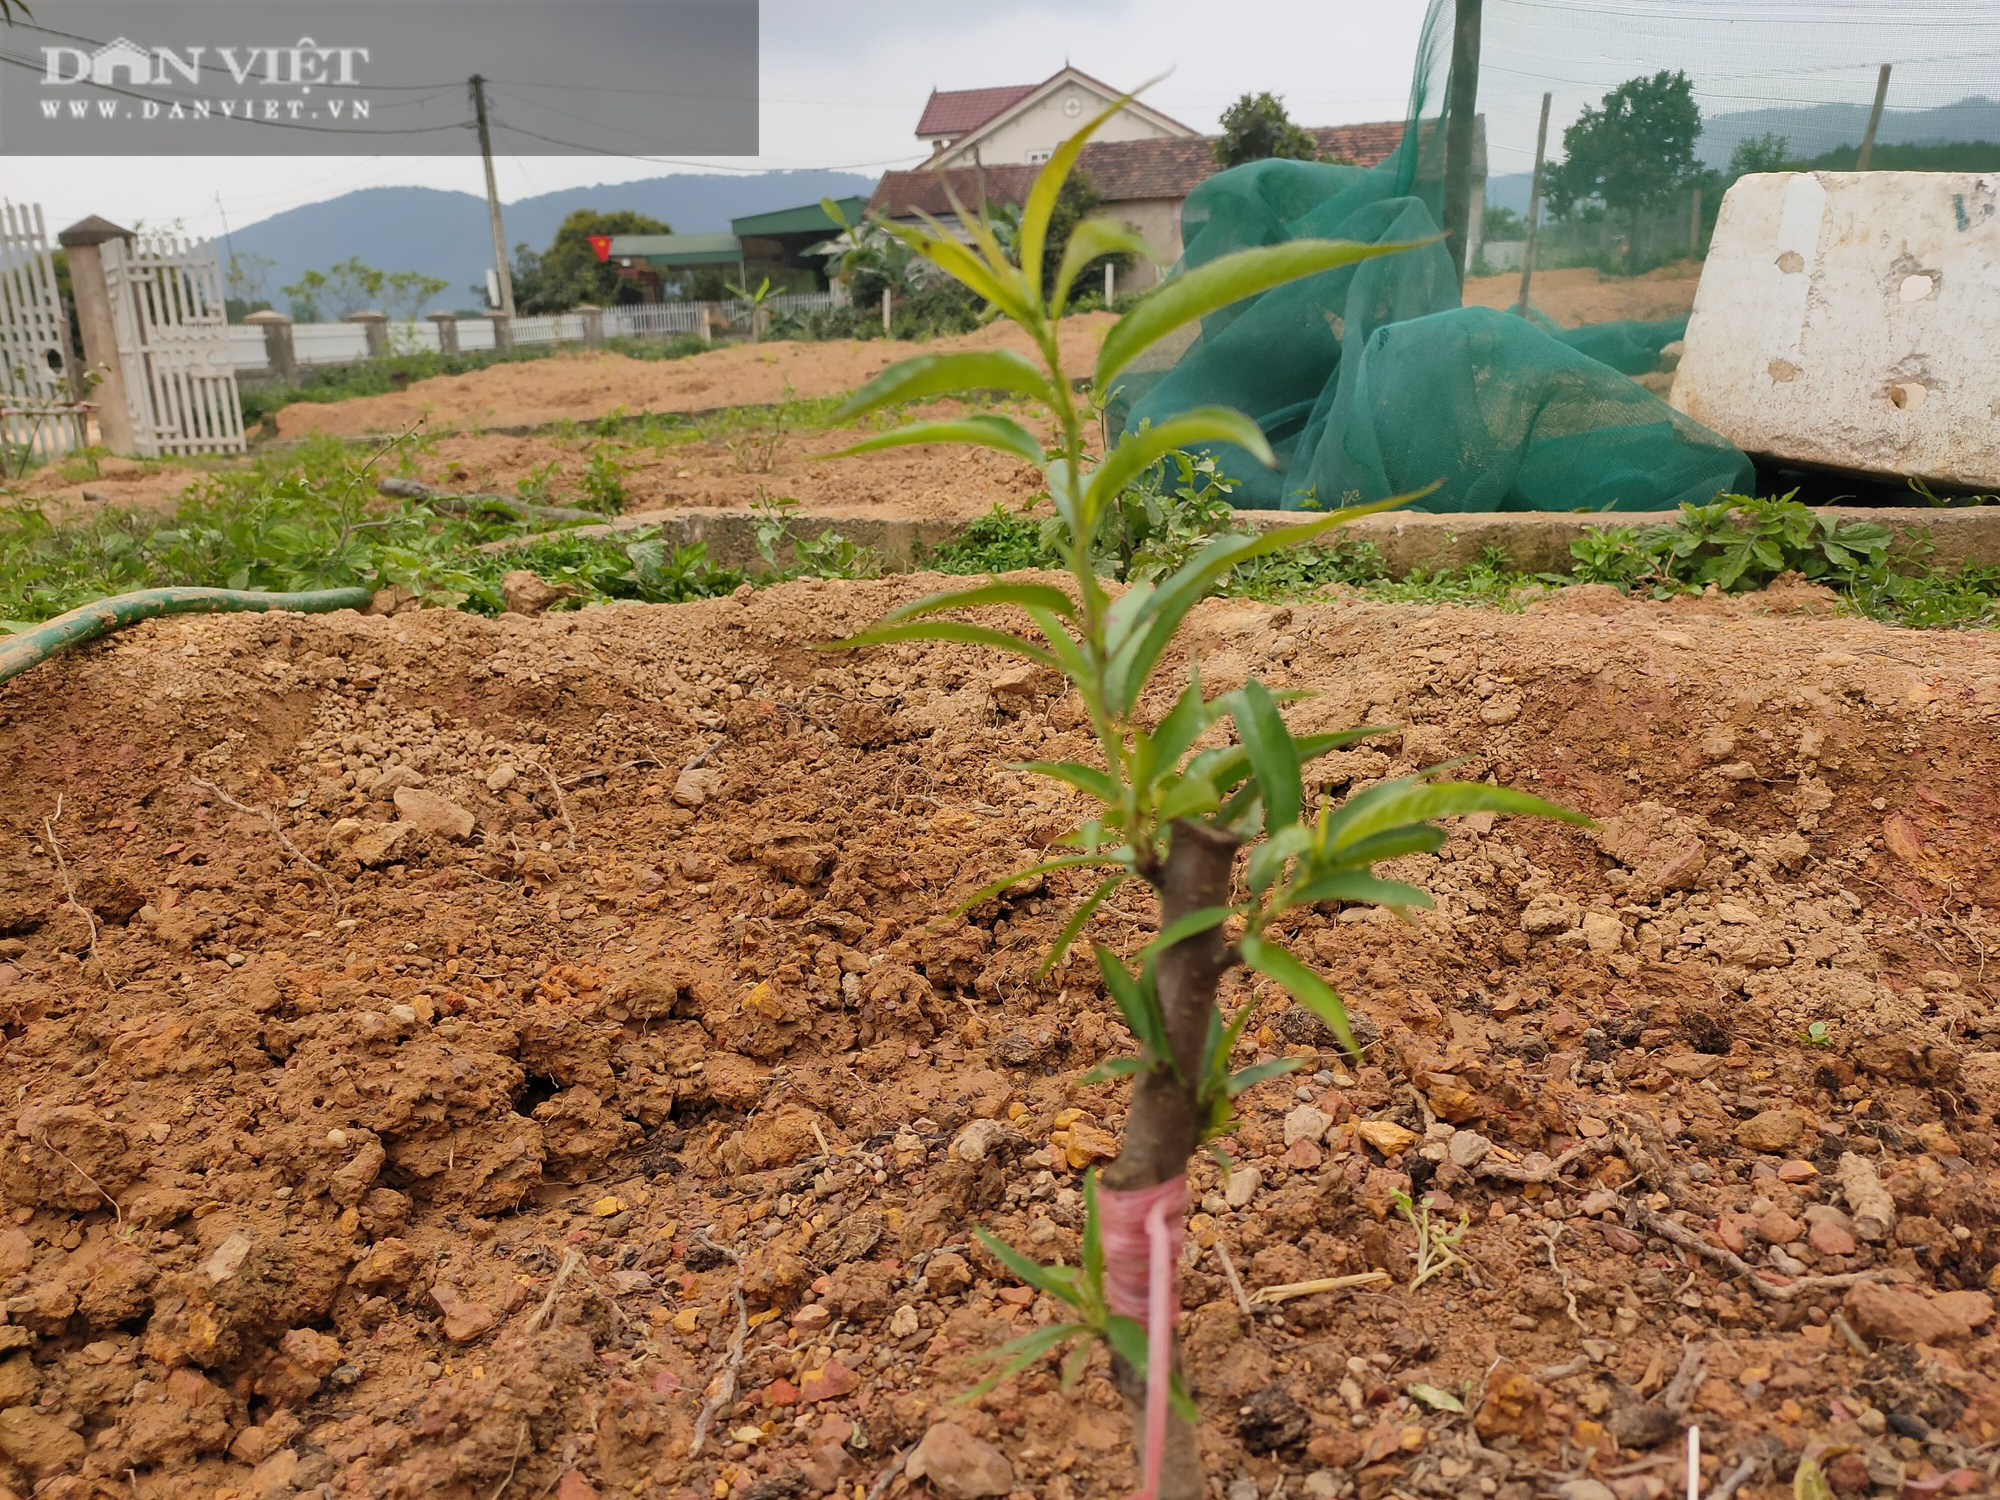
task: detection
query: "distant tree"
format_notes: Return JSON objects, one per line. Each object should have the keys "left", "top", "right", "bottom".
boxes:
{"left": 1728, "top": 133, "right": 1800, "bottom": 177}
{"left": 1035, "top": 169, "right": 1135, "bottom": 306}
{"left": 1214, "top": 91, "right": 1320, "bottom": 168}
{"left": 282, "top": 258, "right": 448, "bottom": 324}
{"left": 511, "top": 208, "right": 671, "bottom": 313}
{"left": 1545, "top": 70, "right": 1702, "bottom": 271}
{"left": 224, "top": 251, "right": 276, "bottom": 322}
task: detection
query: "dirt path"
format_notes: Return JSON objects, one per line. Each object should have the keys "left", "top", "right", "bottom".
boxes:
{"left": 272, "top": 315, "right": 1118, "bottom": 440}
{"left": 1, "top": 583, "right": 1997, "bottom": 1500}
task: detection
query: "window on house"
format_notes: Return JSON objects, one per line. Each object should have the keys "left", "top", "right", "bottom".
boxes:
{"left": 1026, "top": 149, "right": 1051, "bottom": 164}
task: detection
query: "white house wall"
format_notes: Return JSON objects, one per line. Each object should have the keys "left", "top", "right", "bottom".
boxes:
{"left": 945, "top": 89, "right": 1182, "bottom": 166}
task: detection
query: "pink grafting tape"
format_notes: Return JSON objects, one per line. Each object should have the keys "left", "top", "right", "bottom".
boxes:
{"left": 1097, "top": 1174, "right": 1187, "bottom": 1500}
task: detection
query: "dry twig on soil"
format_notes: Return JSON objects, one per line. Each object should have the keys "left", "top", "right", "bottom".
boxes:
{"left": 485, "top": 1419, "right": 530, "bottom": 1500}
{"left": 865, "top": 1449, "right": 909, "bottom": 1500}
{"left": 1472, "top": 1137, "right": 1608, "bottom": 1184}
{"left": 41, "top": 796, "right": 109, "bottom": 988}
{"left": 524, "top": 1248, "right": 585, "bottom": 1334}
{"left": 189, "top": 778, "right": 342, "bottom": 909}
{"left": 1628, "top": 1204, "right": 1889, "bottom": 1302}
{"left": 535, "top": 762, "right": 578, "bottom": 848}
{"left": 1212, "top": 1239, "right": 1254, "bottom": 1317}
{"left": 1248, "top": 1271, "right": 1390, "bottom": 1307}
{"left": 35, "top": 1131, "right": 125, "bottom": 1233}
{"left": 688, "top": 1232, "right": 749, "bottom": 1459}
{"left": 1535, "top": 1223, "right": 1591, "bottom": 1339}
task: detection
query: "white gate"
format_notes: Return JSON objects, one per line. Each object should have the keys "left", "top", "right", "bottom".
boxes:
{"left": 0, "top": 201, "right": 86, "bottom": 469}
{"left": 101, "top": 232, "right": 245, "bottom": 457}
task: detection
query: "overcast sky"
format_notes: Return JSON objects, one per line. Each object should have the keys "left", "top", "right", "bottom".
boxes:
{"left": 5, "top": 0, "right": 1433, "bottom": 236}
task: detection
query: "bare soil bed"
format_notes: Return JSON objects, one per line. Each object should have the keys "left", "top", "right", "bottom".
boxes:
{"left": 1463, "top": 264, "right": 1703, "bottom": 328}
{"left": 271, "top": 317, "right": 1118, "bottom": 441}
{"left": 416, "top": 397, "right": 1055, "bottom": 525}
{"left": 2, "top": 581, "right": 1997, "bottom": 1500}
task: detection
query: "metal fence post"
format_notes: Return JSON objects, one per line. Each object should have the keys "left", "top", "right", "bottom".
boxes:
{"left": 243, "top": 309, "right": 295, "bottom": 383}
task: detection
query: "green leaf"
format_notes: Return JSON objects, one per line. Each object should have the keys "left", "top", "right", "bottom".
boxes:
{"left": 957, "top": 1321, "right": 1089, "bottom": 1401}
{"left": 1060, "top": 1340, "right": 1095, "bottom": 1393}
{"left": 833, "top": 349, "right": 1056, "bottom": 422}
{"left": 1018, "top": 84, "right": 1160, "bottom": 306}
{"left": 1238, "top": 935, "right": 1359, "bottom": 1059}
{"left": 1102, "top": 493, "right": 1423, "bottom": 715}
{"left": 1323, "top": 779, "right": 1588, "bottom": 855}
{"left": 1287, "top": 870, "right": 1433, "bottom": 910}
{"left": 1226, "top": 1056, "right": 1304, "bottom": 1096}
{"left": 952, "top": 853, "right": 1124, "bottom": 915}
{"left": 1038, "top": 874, "right": 1127, "bottom": 977}
{"left": 1325, "top": 823, "right": 1450, "bottom": 866}
{"left": 1793, "top": 1455, "right": 1836, "bottom": 1500}
{"left": 1080, "top": 1055, "right": 1151, "bottom": 1083}
{"left": 881, "top": 213, "right": 1036, "bottom": 326}
{"left": 973, "top": 1228, "right": 1086, "bottom": 1309}
{"left": 1080, "top": 1172, "right": 1106, "bottom": 1296}
{"left": 1406, "top": 1383, "right": 1466, "bottom": 1414}
{"left": 1153, "top": 773, "right": 1221, "bottom": 824}
{"left": 1018, "top": 759, "right": 1121, "bottom": 804}
{"left": 825, "top": 415, "right": 1046, "bottom": 468}
{"left": 1096, "top": 236, "right": 1436, "bottom": 390}
{"left": 1149, "top": 671, "right": 1218, "bottom": 771}
{"left": 1095, "top": 945, "right": 1169, "bottom": 1065}
{"left": 1144, "top": 905, "right": 1234, "bottom": 955}
{"left": 1086, "top": 408, "right": 1276, "bottom": 519}
{"left": 1053, "top": 216, "right": 1158, "bottom": 313}
{"left": 819, "top": 619, "right": 1057, "bottom": 669}
{"left": 1232, "top": 680, "right": 1302, "bottom": 831}
{"left": 882, "top": 579, "right": 1078, "bottom": 624}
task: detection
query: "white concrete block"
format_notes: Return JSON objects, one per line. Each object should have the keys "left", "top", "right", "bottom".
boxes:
{"left": 1671, "top": 172, "right": 2000, "bottom": 488}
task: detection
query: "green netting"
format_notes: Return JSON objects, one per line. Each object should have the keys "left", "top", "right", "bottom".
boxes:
{"left": 1114, "top": 153, "right": 1749, "bottom": 512}
{"left": 1113, "top": 0, "right": 2000, "bottom": 512}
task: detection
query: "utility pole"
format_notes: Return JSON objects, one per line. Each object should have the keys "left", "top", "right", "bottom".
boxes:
{"left": 1514, "top": 91, "right": 1551, "bottom": 315}
{"left": 1440, "top": 0, "right": 1484, "bottom": 284}
{"left": 1856, "top": 63, "right": 1892, "bottom": 171}
{"left": 470, "top": 75, "right": 515, "bottom": 318}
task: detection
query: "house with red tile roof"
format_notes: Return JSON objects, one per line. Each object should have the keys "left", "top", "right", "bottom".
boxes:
{"left": 871, "top": 102, "right": 1437, "bottom": 291}
{"left": 916, "top": 67, "right": 1199, "bottom": 169}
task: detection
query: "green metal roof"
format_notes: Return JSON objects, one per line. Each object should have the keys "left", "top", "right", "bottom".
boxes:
{"left": 730, "top": 196, "right": 869, "bottom": 238}
{"left": 606, "top": 231, "right": 742, "bottom": 267}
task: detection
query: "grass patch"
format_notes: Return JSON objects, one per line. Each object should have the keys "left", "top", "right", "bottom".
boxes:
{"left": 6, "top": 438, "right": 1998, "bottom": 635}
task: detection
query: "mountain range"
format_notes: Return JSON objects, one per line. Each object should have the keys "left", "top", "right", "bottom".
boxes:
{"left": 226, "top": 170, "right": 878, "bottom": 317}
{"left": 1485, "top": 96, "right": 2000, "bottom": 215}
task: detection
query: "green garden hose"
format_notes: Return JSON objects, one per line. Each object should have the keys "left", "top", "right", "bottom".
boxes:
{"left": 0, "top": 585, "right": 376, "bottom": 688}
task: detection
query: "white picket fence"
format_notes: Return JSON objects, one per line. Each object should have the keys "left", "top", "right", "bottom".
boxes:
{"left": 229, "top": 291, "right": 849, "bottom": 376}
{"left": 0, "top": 200, "right": 87, "bottom": 463}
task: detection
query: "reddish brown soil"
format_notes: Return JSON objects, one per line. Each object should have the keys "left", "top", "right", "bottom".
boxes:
{"left": 271, "top": 316, "right": 1118, "bottom": 440}
{"left": 413, "top": 397, "right": 1056, "bottom": 525}
{"left": 1463, "top": 263, "right": 1703, "bottom": 328}
{"left": 2, "top": 581, "right": 1998, "bottom": 1500}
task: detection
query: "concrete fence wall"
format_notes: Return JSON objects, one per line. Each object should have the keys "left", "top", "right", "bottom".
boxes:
{"left": 231, "top": 291, "right": 847, "bottom": 381}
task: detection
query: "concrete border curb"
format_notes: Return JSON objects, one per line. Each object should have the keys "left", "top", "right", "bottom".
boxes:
{"left": 481, "top": 504, "right": 2000, "bottom": 579}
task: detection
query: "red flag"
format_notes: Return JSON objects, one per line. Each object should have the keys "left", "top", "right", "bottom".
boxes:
{"left": 587, "top": 235, "right": 613, "bottom": 262}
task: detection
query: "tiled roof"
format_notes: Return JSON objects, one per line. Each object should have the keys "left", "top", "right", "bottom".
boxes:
{"left": 1312, "top": 121, "right": 1407, "bottom": 166}
{"left": 868, "top": 165, "right": 1040, "bottom": 220}
{"left": 915, "top": 85, "right": 1036, "bottom": 140}
{"left": 870, "top": 122, "right": 1411, "bottom": 218}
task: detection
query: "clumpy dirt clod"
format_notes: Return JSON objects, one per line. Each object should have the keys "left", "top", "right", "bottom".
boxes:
{"left": 1, "top": 576, "right": 1998, "bottom": 1500}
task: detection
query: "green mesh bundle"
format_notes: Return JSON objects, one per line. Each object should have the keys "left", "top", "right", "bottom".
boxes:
{"left": 1114, "top": 153, "right": 1748, "bottom": 513}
